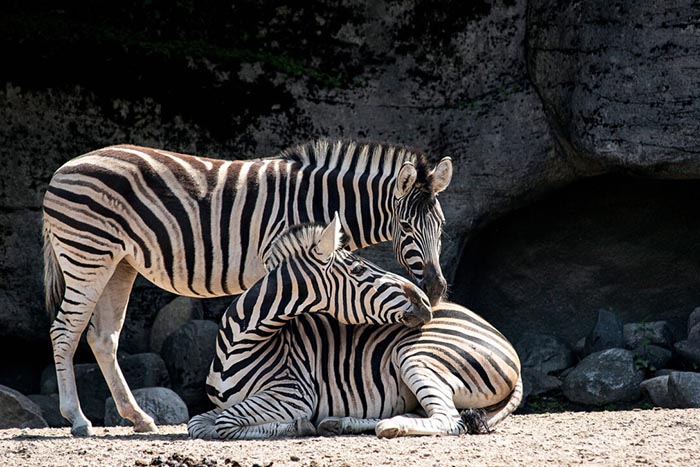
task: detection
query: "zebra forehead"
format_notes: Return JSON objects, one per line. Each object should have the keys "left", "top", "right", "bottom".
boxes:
{"left": 263, "top": 223, "right": 350, "bottom": 269}
{"left": 277, "top": 138, "right": 432, "bottom": 185}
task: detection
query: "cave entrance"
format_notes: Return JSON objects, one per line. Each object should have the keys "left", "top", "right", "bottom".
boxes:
{"left": 451, "top": 175, "right": 700, "bottom": 344}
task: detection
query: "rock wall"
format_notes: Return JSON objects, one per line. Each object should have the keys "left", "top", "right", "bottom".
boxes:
{"left": 1, "top": 0, "right": 699, "bottom": 395}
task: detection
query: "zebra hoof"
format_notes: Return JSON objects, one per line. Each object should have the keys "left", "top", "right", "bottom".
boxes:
{"left": 295, "top": 419, "right": 317, "bottom": 436}
{"left": 317, "top": 418, "right": 344, "bottom": 436}
{"left": 71, "top": 423, "right": 95, "bottom": 437}
{"left": 134, "top": 420, "right": 159, "bottom": 433}
{"left": 375, "top": 421, "right": 402, "bottom": 439}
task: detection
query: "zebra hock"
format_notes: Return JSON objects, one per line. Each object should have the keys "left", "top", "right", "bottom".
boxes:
{"left": 188, "top": 222, "right": 522, "bottom": 440}
{"left": 42, "top": 139, "right": 451, "bottom": 436}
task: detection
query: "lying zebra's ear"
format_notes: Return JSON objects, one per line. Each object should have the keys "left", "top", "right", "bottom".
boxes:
{"left": 316, "top": 213, "right": 342, "bottom": 258}
{"left": 431, "top": 157, "right": 452, "bottom": 194}
{"left": 396, "top": 162, "right": 418, "bottom": 198}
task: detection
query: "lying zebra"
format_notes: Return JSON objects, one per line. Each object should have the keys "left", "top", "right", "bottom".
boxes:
{"left": 188, "top": 220, "right": 522, "bottom": 440}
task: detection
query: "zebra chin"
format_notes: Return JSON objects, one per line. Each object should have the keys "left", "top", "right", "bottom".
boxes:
{"left": 398, "top": 283, "right": 433, "bottom": 327}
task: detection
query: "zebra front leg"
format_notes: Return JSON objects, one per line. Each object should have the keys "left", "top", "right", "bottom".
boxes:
{"left": 376, "top": 369, "right": 464, "bottom": 438}
{"left": 212, "top": 390, "right": 316, "bottom": 440}
{"left": 317, "top": 417, "right": 381, "bottom": 436}
{"left": 188, "top": 407, "right": 222, "bottom": 439}
{"left": 86, "top": 261, "right": 157, "bottom": 433}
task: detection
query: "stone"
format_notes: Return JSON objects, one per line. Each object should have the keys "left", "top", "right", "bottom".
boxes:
{"left": 161, "top": 320, "right": 219, "bottom": 410}
{"left": 562, "top": 348, "right": 644, "bottom": 406}
{"left": 27, "top": 394, "right": 69, "bottom": 428}
{"left": 104, "top": 387, "right": 188, "bottom": 426}
{"left": 674, "top": 340, "right": 700, "bottom": 367}
{"left": 584, "top": 309, "right": 624, "bottom": 356}
{"left": 688, "top": 307, "right": 700, "bottom": 338}
{"left": 667, "top": 371, "right": 700, "bottom": 408}
{"left": 521, "top": 368, "right": 561, "bottom": 397}
{"left": 40, "top": 353, "right": 171, "bottom": 424}
{"left": 150, "top": 296, "right": 204, "bottom": 354}
{"left": 640, "top": 376, "right": 673, "bottom": 408}
{"left": 0, "top": 384, "right": 48, "bottom": 429}
{"left": 515, "top": 333, "right": 575, "bottom": 375}
{"left": 632, "top": 344, "right": 672, "bottom": 373}
{"left": 623, "top": 321, "right": 675, "bottom": 350}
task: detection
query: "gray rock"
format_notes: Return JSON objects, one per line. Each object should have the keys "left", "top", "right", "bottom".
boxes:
{"left": 27, "top": 394, "right": 69, "bottom": 428}
{"left": 667, "top": 371, "right": 700, "bottom": 408}
{"left": 624, "top": 321, "right": 674, "bottom": 349}
{"left": 688, "top": 307, "right": 700, "bottom": 338}
{"left": 640, "top": 376, "right": 674, "bottom": 408}
{"left": 584, "top": 309, "right": 624, "bottom": 356}
{"left": 40, "top": 353, "right": 171, "bottom": 424}
{"left": 521, "top": 368, "right": 561, "bottom": 397}
{"left": 674, "top": 340, "right": 700, "bottom": 367}
{"left": 515, "top": 333, "right": 575, "bottom": 375}
{"left": 104, "top": 387, "right": 188, "bottom": 426}
{"left": 562, "top": 348, "right": 644, "bottom": 406}
{"left": 161, "top": 320, "right": 219, "bottom": 409}
{"left": 150, "top": 296, "right": 204, "bottom": 354}
{"left": 0, "top": 385, "right": 48, "bottom": 429}
{"left": 632, "top": 344, "right": 673, "bottom": 373}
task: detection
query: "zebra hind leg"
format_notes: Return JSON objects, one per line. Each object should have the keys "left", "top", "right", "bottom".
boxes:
{"left": 85, "top": 260, "right": 157, "bottom": 433}
{"left": 188, "top": 408, "right": 222, "bottom": 439}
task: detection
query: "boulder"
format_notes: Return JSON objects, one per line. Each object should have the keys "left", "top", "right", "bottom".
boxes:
{"left": 27, "top": 394, "right": 69, "bottom": 428}
{"left": 562, "top": 348, "right": 644, "bottom": 406}
{"left": 640, "top": 376, "right": 673, "bottom": 408}
{"left": 632, "top": 344, "right": 672, "bottom": 373}
{"left": 0, "top": 384, "right": 48, "bottom": 429}
{"left": 667, "top": 371, "right": 700, "bottom": 408}
{"left": 515, "top": 333, "right": 575, "bottom": 375}
{"left": 105, "top": 387, "right": 188, "bottom": 426}
{"left": 521, "top": 368, "right": 561, "bottom": 397}
{"left": 688, "top": 307, "right": 700, "bottom": 337}
{"left": 584, "top": 309, "right": 624, "bottom": 356}
{"left": 623, "top": 321, "right": 674, "bottom": 349}
{"left": 150, "top": 297, "right": 204, "bottom": 354}
{"left": 674, "top": 340, "right": 700, "bottom": 367}
{"left": 161, "top": 320, "right": 219, "bottom": 410}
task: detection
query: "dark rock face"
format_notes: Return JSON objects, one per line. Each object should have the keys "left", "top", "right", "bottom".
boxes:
{"left": 27, "top": 393, "right": 69, "bottom": 428}
{"left": 454, "top": 177, "right": 700, "bottom": 343}
{"left": 562, "top": 348, "right": 644, "bottom": 405}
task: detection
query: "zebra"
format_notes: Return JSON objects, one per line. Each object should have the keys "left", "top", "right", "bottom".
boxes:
{"left": 42, "top": 138, "right": 451, "bottom": 436}
{"left": 188, "top": 223, "right": 522, "bottom": 440}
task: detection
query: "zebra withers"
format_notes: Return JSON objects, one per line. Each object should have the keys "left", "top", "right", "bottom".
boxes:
{"left": 41, "top": 139, "right": 451, "bottom": 436}
{"left": 189, "top": 225, "right": 522, "bottom": 440}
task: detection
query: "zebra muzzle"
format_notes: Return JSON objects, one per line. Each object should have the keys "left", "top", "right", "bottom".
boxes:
{"left": 401, "top": 283, "right": 433, "bottom": 327}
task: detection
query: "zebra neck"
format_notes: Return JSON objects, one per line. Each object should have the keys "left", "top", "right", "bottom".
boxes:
{"left": 279, "top": 159, "right": 402, "bottom": 251}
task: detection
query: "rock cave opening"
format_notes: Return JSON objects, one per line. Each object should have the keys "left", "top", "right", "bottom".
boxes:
{"left": 451, "top": 175, "right": 700, "bottom": 345}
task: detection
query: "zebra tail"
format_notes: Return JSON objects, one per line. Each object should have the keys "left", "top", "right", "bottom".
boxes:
{"left": 485, "top": 376, "right": 523, "bottom": 430}
{"left": 42, "top": 219, "right": 64, "bottom": 322}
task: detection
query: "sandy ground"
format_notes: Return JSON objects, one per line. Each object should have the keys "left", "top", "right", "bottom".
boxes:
{"left": 2, "top": 409, "right": 700, "bottom": 467}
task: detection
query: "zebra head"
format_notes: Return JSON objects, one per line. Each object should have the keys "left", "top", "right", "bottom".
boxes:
{"left": 265, "top": 215, "right": 433, "bottom": 328}
{"left": 392, "top": 156, "right": 452, "bottom": 306}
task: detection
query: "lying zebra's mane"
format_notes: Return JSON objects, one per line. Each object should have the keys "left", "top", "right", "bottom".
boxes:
{"left": 263, "top": 222, "right": 350, "bottom": 270}
{"left": 279, "top": 139, "right": 434, "bottom": 192}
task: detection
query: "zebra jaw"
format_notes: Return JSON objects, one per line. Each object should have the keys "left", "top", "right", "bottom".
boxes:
{"left": 400, "top": 302, "right": 433, "bottom": 328}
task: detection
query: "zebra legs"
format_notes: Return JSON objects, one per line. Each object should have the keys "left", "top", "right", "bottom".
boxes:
{"left": 188, "top": 390, "right": 315, "bottom": 440}
{"left": 85, "top": 260, "right": 157, "bottom": 433}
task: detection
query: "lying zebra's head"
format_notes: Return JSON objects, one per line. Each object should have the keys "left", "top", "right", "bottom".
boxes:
{"left": 392, "top": 156, "right": 452, "bottom": 306}
{"left": 264, "top": 215, "right": 432, "bottom": 327}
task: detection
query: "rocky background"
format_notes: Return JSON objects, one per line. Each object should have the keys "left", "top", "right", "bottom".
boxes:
{"left": 1, "top": 1, "right": 700, "bottom": 426}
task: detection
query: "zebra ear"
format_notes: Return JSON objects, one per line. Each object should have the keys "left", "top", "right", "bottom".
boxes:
{"left": 396, "top": 162, "right": 418, "bottom": 198}
{"left": 316, "top": 213, "right": 342, "bottom": 258}
{"left": 431, "top": 157, "right": 452, "bottom": 194}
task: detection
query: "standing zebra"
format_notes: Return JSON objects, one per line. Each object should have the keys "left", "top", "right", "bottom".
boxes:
{"left": 188, "top": 221, "right": 521, "bottom": 440}
{"left": 42, "top": 138, "right": 452, "bottom": 436}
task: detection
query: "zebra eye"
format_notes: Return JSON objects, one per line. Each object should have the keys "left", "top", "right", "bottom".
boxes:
{"left": 350, "top": 261, "right": 368, "bottom": 275}
{"left": 399, "top": 221, "right": 414, "bottom": 233}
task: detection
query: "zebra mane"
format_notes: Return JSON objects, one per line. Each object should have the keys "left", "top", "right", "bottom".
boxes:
{"left": 279, "top": 139, "right": 434, "bottom": 192}
{"left": 263, "top": 222, "right": 350, "bottom": 270}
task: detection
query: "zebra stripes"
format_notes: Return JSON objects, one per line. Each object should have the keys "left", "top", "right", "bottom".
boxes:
{"left": 42, "top": 138, "right": 450, "bottom": 436}
{"left": 188, "top": 228, "right": 521, "bottom": 440}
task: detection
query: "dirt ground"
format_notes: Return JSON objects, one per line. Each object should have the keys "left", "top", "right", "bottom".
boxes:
{"left": 2, "top": 408, "right": 699, "bottom": 467}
